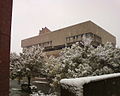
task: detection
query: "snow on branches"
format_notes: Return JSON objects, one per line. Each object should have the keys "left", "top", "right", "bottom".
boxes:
{"left": 45, "top": 42, "right": 120, "bottom": 88}
{"left": 10, "top": 41, "right": 120, "bottom": 89}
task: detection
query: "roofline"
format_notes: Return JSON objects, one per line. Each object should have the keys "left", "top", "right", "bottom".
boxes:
{"left": 22, "top": 20, "right": 92, "bottom": 40}
{"left": 22, "top": 20, "right": 116, "bottom": 41}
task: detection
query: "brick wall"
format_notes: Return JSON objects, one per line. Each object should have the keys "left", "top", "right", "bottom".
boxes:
{"left": 0, "top": 0, "right": 12, "bottom": 95}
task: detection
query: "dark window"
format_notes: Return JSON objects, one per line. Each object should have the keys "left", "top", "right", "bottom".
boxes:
{"left": 73, "top": 36, "right": 75, "bottom": 39}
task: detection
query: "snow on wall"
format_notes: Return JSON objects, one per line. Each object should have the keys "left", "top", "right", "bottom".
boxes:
{"left": 60, "top": 73, "right": 120, "bottom": 96}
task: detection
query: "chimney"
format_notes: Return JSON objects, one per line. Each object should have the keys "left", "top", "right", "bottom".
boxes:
{"left": 39, "top": 27, "right": 51, "bottom": 35}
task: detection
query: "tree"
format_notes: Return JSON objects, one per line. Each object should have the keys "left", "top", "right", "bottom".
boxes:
{"left": 45, "top": 42, "right": 120, "bottom": 88}
{"left": 10, "top": 38, "right": 120, "bottom": 94}
{"left": 10, "top": 52, "right": 24, "bottom": 84}
{"left": 89, "top": 42, "right": 120, "bottom": 75}
{"left": 10, "top": 45, "right": 46, "bottom": 87}
{"left": 19, "top": 45, "right": 46, "bottom": 86}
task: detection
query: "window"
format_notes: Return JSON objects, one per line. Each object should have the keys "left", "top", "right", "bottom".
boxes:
{"left": 39, "top": 41, "right": 52, "bottom": 48}
{"left": 65, "top": 32, "right": 102, "bottom": 44}
{"left": 76, "top": 35, "right": 78, "bottom": 40}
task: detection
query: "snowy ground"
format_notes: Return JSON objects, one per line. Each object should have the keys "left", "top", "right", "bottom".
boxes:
{"left": 9, "top": 79, "right": 54, "bottom": 96}
{"left": 10, "top": 80, "right": 29, "bottom": 96}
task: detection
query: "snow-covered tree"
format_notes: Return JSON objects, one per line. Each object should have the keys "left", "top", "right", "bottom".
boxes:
{"left": 82, "top": 34, "right": 93, "bottom": 46}
{"left": 45, "top": 42, "right": 120, "bottom": 88}
{"left": 90, "top": 42, "right": 120, "bottom": 75}
{"left": 10, "top": 52, "right": 20, "bottom": 74}
{"left": 44, "top": 56, "right": 62, "bottom": 88}
{"left": 45, "top": 42, "right": 93, "bottom": 88}
{"left": 10, "top": 45, "right": 46, "bottom": 86}
{"left": 10, "top": 52, "right": 24, "bottom": 84}
{"left": 10, "top": 38, "right": 120, "bottom": 94}
{"left": 19, "top": 45, "right": 46, "bottom": 86}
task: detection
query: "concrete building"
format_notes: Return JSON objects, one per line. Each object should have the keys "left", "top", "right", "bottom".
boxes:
{"left": 21, "top": 21, "right": 116, "bottom": 56}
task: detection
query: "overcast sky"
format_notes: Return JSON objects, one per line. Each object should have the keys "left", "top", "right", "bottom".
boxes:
{"left": 11, "top": 0, "right": 120, "bottom": 53}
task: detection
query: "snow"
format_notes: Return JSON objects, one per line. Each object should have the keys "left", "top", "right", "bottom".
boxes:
{"left": 30, "top": 91, "right": 57, "bottom": 96}
{"left": 82, "top": 34, "right": 93, "bottom": 46}
{"left": 30, "top": 85, "right": 37, "bottom": 89}
{"left": 10, "top": 42, "right": 120, "bottom": 95}
{"left": 33, "top": 81, "right": 48, "bottom": 84}
{"left": 60, "top": 73, "right": 120, "bottom": 96}
{"left": 11, "top": 88, "right": 21, "bottom": 91}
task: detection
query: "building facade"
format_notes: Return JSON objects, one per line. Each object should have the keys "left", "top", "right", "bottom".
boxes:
{"left": 21, "top": 21, "right": 116, "bottom": 56}
{"left": 0, "top": 0, "right": 12, "bottom": 95}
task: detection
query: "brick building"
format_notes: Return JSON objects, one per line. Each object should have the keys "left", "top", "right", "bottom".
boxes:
{"left": 0, "top": 0, "right": 12, "bottom": 95}
{"left": 21, "top": 21, "right": 116, "bottom": 56}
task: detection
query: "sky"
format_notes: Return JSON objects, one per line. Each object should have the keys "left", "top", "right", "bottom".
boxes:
{"left": 11, "top": 0, "right": 120, "bottom": 53}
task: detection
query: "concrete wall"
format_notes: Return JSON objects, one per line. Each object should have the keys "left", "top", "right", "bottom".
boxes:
{"left": 89, "top": 21, "right": 116, "bottom": 46}
{"left": 60, "top": 74, "right": 120, "bottom": 96}
{"left": 0, "top": 0, "right": 12, "bottom": 95}
{"left": 83, "top": 76, "right": 120, "bottom": 96}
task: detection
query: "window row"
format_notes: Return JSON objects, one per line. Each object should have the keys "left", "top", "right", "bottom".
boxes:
{"left": 66, "top": 32, "right": 102, "bottom": 43}
{"left": 39, "top": 41, "right": 52, "bottom": 47}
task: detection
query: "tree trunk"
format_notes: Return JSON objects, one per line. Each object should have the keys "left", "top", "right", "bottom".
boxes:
{"left": 27, "top": 76, "right": 32, "bottom": 93}
{"left": 18, "top": 77, "right": 21, "bottom": 85}
{"left": 28, "top": 76, "right": 31, "bottom": 86}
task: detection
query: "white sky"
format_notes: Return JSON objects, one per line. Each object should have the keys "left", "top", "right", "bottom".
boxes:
{"left": 11, "top": 0, "right": 120, "bottom": 53}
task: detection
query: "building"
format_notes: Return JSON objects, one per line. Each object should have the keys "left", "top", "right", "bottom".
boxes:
{"left": 21, "top": 21, "right": 116, "bottom": 56}
{"left": 0, "top": 0, "right": 12, "bottom": 95}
